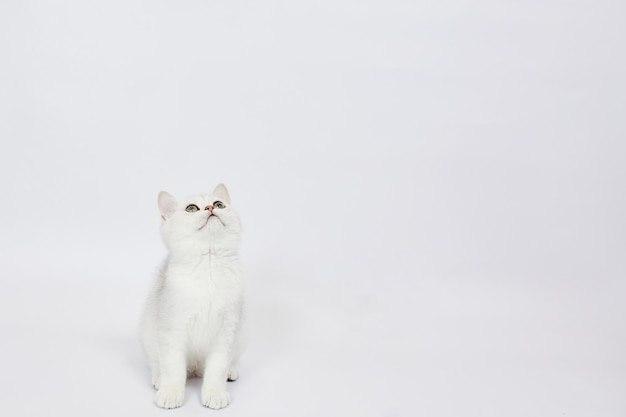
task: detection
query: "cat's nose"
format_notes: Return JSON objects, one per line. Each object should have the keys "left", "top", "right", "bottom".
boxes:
{"left": 205, "top": 205, "right": 214, "bottom": 211}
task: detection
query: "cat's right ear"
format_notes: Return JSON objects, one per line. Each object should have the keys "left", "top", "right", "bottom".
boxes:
{"left": 158, "top": 191, "right": 177, "bottom": 221}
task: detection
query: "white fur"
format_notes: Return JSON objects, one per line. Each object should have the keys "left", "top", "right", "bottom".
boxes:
{"left": 139, "top": 184, "right": 243, "bottom": 409}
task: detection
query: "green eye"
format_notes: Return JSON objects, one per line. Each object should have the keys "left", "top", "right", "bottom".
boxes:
{"left": 185, "top": 204, "right": 199, "bottom": 213}
{"left": 214, "top": 201, "right": 225, "bottom": 209}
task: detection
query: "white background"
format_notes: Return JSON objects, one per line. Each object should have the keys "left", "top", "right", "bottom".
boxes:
{"left": 1, "top": 1, "right": 625, "bottom": 416}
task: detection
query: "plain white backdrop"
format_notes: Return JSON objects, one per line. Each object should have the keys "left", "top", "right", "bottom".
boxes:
{"left": 1, "top": 1, "right": 625, "bottom": 416}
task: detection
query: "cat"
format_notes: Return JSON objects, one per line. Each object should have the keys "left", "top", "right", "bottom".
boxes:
{"left": 139, "top": 183, "right": 243, "bottom": 409}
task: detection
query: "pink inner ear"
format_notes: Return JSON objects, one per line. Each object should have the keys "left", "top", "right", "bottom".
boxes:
{"left": 158, "top": 191, "right": 178, "bottom": 220}
{"left": 213, "top": 183, "right": 231, "bottom": 204}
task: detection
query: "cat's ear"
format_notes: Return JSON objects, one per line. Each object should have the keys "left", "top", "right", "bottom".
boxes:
{"left": 158, "top": 191, "right": 178, "bottom": 220}
{"left": 213, "top": 183, "right": 231, "bottom": 204}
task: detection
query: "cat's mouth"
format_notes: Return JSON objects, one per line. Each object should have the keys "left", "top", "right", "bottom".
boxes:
{"left": 199, "top": 214, "right": 225, "bottom": 229}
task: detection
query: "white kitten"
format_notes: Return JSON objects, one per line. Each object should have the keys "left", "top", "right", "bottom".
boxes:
{"left": 139, "top": 183, "right": 243, "bottom": 409}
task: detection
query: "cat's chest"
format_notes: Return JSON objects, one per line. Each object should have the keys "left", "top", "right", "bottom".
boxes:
{"left": 166, "top": 258, "right": 242, "bottom": 314}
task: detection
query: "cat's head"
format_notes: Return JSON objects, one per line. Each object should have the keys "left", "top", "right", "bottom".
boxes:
{"left": 157, "top": 184, "right": 242, "bottom": 255}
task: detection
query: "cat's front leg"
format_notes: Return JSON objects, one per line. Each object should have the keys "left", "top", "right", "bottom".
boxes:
{"left": 201, "top": 349, "right": 232, "bottom": 409}
{"left": 154, "top": 337, "right": 187, "bottom": 409}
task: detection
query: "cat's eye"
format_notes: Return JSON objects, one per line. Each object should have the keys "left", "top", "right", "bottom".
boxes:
{"left": 214, "top": 201, "right": 225, "bottom": 209}
{"left": 185, "top": 204, "right": 200, "bottom": 213}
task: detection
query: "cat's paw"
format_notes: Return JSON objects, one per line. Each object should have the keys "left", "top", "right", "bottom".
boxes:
{"left": 202, "top": 390, "right": 230, "bottom": 409}
{"left": 154, "top": 388, "right": 184, "bottom": 409}
{"left": 227, "top": 367, "right": 238, "bottom": 382}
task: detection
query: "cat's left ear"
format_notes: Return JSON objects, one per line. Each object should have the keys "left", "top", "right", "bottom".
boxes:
{"left": 213, "top": 183, "right": 231, "bottom": 205}
{"left": 158, "top": 191, "right": 178, "bottom": 220}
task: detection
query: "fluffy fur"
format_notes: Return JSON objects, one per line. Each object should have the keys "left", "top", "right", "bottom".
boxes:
{"left": 139, "top": 184, "right": 243, "bottom": 409}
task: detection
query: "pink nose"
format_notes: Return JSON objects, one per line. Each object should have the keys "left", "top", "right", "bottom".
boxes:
{"left": 205, "top": 205, "right": 213, "bottom": 211}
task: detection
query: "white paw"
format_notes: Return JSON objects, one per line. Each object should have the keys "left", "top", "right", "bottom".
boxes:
{"left": 154, "top": 388, "right": 184, "bottom": 409}
{"left": 227, "top": 367, "right": 238, "bottom": 382}
{"left": 202, "top": 390, "right": 230, "bottom": 409}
